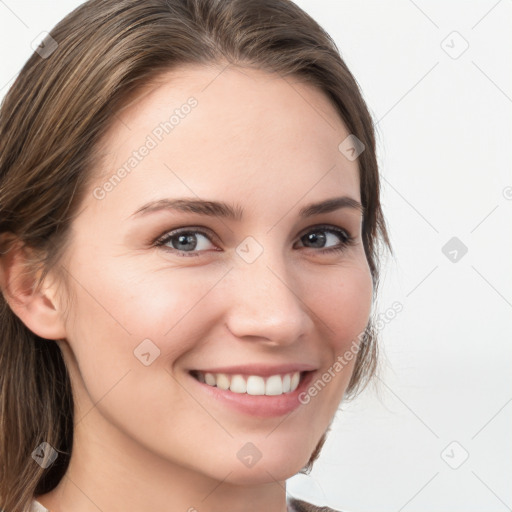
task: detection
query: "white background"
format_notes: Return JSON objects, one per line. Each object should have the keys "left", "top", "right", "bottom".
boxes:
{"left": 1, "top": 1, "right": 511, "bottom": 511}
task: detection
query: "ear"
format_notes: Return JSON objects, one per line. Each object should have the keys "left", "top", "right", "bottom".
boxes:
{"left": 0, "top": 238, "right": 67, "bottom": 340}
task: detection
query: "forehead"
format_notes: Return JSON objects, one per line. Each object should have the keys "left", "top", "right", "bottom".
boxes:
{"left": 90, "top": 64, "right": 361, "bottom": 218}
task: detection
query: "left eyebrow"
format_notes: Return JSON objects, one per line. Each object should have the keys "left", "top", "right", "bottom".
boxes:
{"left": 129, "top": 195, "right": 364, "bottom": 221}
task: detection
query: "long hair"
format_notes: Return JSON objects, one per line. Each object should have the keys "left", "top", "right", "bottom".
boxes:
{"left": 0, "top": 1, "right": 390, "bottom": 509}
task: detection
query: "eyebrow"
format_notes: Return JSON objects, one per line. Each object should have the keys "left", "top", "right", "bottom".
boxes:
{"left": 130, "top": 195, "right": 364, "bottom": 221}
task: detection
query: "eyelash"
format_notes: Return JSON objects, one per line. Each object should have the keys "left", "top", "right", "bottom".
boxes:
{"left": 153, "top": 224, "right": 356, "bottom": 258}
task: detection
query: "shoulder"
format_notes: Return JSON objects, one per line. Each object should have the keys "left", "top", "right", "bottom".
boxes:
{"left": 288, "top": 496, "right": 345, "bottom": 512}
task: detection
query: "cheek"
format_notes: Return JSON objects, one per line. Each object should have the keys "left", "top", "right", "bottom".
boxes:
{"left": 308, "top": 262, "right": 373, "bottom": 347}
{"left": 302, "top": 262, "right": 373, "bottom": 403}
{"left": 60, "top": 255, "right": 230, "bottom": 410}
{"left": 60, "top": 260, "right": 207, "bottom": 432}
{"left": 65, "top": 253, "right": 210, "bottom": 341}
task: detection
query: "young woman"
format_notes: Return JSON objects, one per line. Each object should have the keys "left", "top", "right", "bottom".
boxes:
{"left": 0, "top": 1, "right": 390, "bottom": 511}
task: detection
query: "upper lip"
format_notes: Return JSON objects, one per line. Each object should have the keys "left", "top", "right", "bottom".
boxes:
{"left": 189, "top": 363, "right": 318, "bottom": 377}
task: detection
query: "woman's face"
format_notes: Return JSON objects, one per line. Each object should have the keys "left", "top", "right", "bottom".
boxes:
{"left": 54, "top": 64, "right": 373, "bottom": 485}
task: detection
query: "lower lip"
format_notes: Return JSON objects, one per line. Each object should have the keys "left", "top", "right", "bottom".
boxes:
{"left": 187, "top": 371, "right": 315, "bottom": 418}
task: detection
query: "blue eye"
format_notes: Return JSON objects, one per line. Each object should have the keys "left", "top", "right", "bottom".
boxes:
{"left": 155, "top": 229, "right": 216, "bottom": 257}
{"left": 154, "top": 225, "right": 355, "bottom": 257}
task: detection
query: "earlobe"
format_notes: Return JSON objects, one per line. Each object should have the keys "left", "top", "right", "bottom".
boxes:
{"left": 0, "top": 239, "right": 67, "bottom": 340}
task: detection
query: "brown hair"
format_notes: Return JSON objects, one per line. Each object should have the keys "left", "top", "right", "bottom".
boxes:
{"left": 0, "top": 0, "right": 390, "bottom": 509}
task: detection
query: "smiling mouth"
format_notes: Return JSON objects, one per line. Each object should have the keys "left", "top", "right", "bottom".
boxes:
{"left": 189, "top": 370, "right": 308, "bottom": 396}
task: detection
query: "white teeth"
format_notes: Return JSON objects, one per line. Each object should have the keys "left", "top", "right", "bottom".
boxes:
{"left": 195, "top": 371, "right": 303, "bottom": 396}
{"left": 216, "top": 373, "right": 230, "bottom": 390}
{"left": 204, "top": 372, "right": 216, "bottom": 386}
{"left": 290, "top": 372, "right": 300, "bottom": 392}
{"left": 265, "top": 375, "right": 283, "bottom": 395}
{"left": 230, "top": 374, "right": 247, "bottom": 394}
{"left": 247, "top": 375, "right": 265, "bottom": 395}
{"left": 282, "top": 374, "right": 291, "bottom": 393}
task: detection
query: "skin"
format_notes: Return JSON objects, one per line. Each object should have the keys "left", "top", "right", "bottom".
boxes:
{"left": 6, "top": 64, "right": 373, "bottom": 512}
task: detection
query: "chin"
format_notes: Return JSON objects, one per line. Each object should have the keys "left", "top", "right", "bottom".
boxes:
{"left": 222, "top": 458, "right": 308, "bottom": 486}
{"left": 224, "top": 439, "right": 315, "bottom": 485}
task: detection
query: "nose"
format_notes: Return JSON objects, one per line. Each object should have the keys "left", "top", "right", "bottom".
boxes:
{"left": 222, "top": 248, "right": 312, "bottom": 347}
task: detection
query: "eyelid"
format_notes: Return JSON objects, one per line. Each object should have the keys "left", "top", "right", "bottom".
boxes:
{"left": 297, "top": 223, "right": 352, "bottom": 239}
